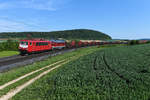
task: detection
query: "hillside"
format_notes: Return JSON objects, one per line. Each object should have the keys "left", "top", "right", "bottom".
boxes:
{"left": 0, "top": 29, "right": 111, "bottom": 40}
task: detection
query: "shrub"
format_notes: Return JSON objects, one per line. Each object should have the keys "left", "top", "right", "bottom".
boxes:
{"left": 128, "top": 40, "right": 139, "bottom": 45}
{"left": 0, "top": 39, "right": 19, "bottom": 51}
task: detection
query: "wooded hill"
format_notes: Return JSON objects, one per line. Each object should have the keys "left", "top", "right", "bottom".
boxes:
{"left": 0, "top": 29, "right": 111, "bottom": 40}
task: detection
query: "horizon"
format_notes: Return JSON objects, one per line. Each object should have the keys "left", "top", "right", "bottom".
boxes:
{"left": 0, "top": 0, "right": 150, "bottom": 39}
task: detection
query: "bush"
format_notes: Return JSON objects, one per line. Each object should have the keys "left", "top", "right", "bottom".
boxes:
{"left": 146, "top": 41, "right": 150, "bottom": 44}
{"left": 0, "top": 39, "right": 19, "bottom": 51}
{"left": 128, "top": 40, "right": 139, "bottom": 45}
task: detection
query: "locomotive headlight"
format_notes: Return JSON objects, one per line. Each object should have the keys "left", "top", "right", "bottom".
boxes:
{"left": 19, "top": 44, "right": 28, "bottom": 49}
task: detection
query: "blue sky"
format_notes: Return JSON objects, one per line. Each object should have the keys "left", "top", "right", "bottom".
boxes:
{"left": 0, "top": 0, "right": 150, "bottom": 39}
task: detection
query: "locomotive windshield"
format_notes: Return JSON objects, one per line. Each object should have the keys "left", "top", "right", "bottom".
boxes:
{"left": 20, "top": 41, "right": 28, "bottom": 45}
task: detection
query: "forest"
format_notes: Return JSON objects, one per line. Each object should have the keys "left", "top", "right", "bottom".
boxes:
{"left": 0, "top": 29, "right": 111, "bottom": 40}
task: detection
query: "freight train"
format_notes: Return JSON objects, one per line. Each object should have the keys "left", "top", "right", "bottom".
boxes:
{"left": 19, "top": 39, "right": 127, "bottom": 55}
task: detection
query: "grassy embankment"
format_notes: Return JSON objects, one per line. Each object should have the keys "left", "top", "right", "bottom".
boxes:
{"left": 0, "top": 51, "right": 19, "bottom": 58}
{"left": 10, "top": 44, "right": 150, "bottom": 100}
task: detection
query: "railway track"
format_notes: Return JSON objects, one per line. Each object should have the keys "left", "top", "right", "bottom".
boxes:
{"left": 0, "top": 48, "right": 76, "bottom": 72}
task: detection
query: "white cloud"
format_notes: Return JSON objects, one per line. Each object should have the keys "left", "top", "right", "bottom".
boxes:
{"left": 0, "top": 2, "right": 12, "bottom": 9}
{"left": 0, "top": 18, "right": 52, "bottom": 32}
{"left": 19, "top": 0, "right": 55, "bottom": 11}
{"left": 0, "top": 19, "right": 27, "bottom": 32}
{"left": 0, "top": 0, "right": 71, "bottom": 11}
{"left": 0, "top": 0, "right": 72, "bottom": 32}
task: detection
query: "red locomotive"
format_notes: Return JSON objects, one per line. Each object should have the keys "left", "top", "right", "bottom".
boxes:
{"left": 19, "top": 39, "right": 52, "bottom": 55}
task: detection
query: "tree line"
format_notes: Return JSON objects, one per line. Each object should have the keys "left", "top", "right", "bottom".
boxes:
{"left": 0, "top": 29, "right": 111, "bottom": 40}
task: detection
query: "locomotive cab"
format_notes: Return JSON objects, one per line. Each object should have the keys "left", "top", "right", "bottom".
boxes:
{"left": 19, "top": 40, "right": 29, "bottom": 55}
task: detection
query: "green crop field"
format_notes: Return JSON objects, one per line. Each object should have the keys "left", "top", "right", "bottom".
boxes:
{"left": 0, "top": 46, "right": 106, "bottom": 99}
{"left": 11, "top": 44, "right": 150, "bottom": 100}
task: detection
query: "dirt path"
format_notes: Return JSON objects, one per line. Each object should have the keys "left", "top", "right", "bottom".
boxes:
{"left": 0, "top": 59, "right": 67, "bottom": 90}
{"left": 0, "top": 60, "right": 70, "bottom": 100}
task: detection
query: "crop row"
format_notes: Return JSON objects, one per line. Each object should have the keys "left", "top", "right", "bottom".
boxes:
{"left": 0, "top": 46, "right": 103, "bottom": 100}
{"left": 11, "top": 44, "right": 150, "bottom": 100}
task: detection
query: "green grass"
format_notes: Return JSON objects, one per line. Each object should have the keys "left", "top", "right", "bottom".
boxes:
{"left": 11, "top": 44, "right": 150, "bottom": 100}
{"left": 0, "top": 59, "right": 72, "bottom": 97}
{"left": 0, "top": 46, "right": 104, "bottom": 100}
{"left": 0, "top": 69, "right": 44, "bottom": 97}
{"left": 0, "top": 51, "right": 19, "bottom": 58}
{"left": 0, "top": 40, "right": 7, "bottom": 42}
{"left": 0, "top": 46, "right": 102, "bottom": 86}
{"left": 0, "top": 54, "right": 83, "bottom": 97}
